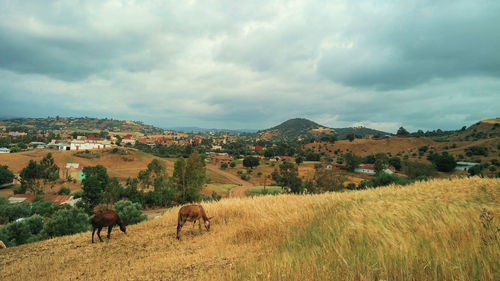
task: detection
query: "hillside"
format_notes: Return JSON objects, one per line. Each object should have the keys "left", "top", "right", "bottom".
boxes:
{"left": 1, "top": 177, "right": 498, "bottom": 280}
{"left": 431, "top": 118, "right": 500, "bottom": 141}
{"left": 0, "top": 117, "right": 164, "bottom": 134}
{"left": 258, "top": 118, "right": 389, "bottom": 140}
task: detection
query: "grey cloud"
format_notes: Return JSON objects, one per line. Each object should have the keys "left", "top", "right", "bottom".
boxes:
{"left": 318, "top": 1, "right": 500, "bottom": 89}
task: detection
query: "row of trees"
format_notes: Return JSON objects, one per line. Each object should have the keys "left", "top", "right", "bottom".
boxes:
{"left": 0, "top": 198, "right": 145, "bottom": 247}
{"left": 79, "top": 152, "right": 207, "bottom": 212}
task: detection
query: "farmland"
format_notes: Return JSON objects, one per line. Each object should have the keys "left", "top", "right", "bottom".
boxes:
{"left": 1, "top": 177, "right": 498, "bottom": 280}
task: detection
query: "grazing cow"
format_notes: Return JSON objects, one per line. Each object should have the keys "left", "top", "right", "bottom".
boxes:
{"left": 177, "top": 204, "right": 213, "bottom": 239}
{"left": 90, "top": 210, "right": 126, "bottom": 243}
{"left": 0, "top": 240, "right": 6, "bottom": 249}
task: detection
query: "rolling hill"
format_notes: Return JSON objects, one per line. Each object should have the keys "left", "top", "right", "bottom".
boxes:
{"left": 258, "top": 118, "right": 390, "bottom": 140}
{"left": 0, "top": 177, "right": 498, "bottom": 280}
{"left": 0, "top": 117, "right": 164, "bottom": 134}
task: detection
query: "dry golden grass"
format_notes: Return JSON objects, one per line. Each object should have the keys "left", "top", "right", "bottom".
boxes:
{"left": 0, "top": 177, "right": 498, "bottom": 281}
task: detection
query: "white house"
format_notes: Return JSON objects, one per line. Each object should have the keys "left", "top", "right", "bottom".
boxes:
{"left": 455, "top": 161, "right": 480, "bottom": 171}
{"left": 70, "top": 140, "right": 111, "bottom": 150}
{"left": 355, "top": 164, "right": 375, "bottom": 175}
{"left": 0, "top": 148, "right": 10, "bottom": 153}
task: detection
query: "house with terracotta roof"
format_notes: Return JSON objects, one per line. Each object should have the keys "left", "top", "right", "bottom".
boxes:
{"left": 8, "top": 194, "right": 80, "bottom": 206}
{"left": 354, "top": 164, "right": 376, "bottom": 175}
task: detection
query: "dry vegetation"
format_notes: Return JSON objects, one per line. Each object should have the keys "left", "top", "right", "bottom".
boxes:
{"left": 1, "top": 177, "right": 498, "bottom": 280}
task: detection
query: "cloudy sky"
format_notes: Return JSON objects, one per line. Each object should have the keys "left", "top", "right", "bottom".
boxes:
{"left": 1, "top": 0, "right": 499, "bottom": 133}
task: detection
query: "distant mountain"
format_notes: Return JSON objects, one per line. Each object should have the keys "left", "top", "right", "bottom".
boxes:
{"left": 258, "top": 118, "right": 390, "bottom": 140}
{"left": 168, "top": 126, "right": 258, "bottom": 133}
{"left": 0, "top": 117, "right": 164, "bottom": 134}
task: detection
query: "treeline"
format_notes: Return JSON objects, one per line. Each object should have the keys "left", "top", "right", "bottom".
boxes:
{"left": 0, "top": 197, "right": 144, "bottom": 248}
{"left": 77, "top": 152, "right": 207, "bottom": 214}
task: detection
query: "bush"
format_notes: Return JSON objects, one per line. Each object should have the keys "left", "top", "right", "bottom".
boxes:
{"left": 58, "top": 187, "right": 71, "bottom": 195}
{"left": 0, "top": 201, "right": 32, "bottom": 223}
{"left": 404, "top": 161, "right": 436, "bottom": 180}
{"left": 230, "top": 162, "right": 236, "bottom": 168}
{"left": 114, "top": 200, "right": 146, "bottom": 225}
{"left": 465, "top": 146, "right": 488, "bottom": 156}
{"left": 0, "top": 165, "right": 15, "bottom": 185}
{"left": 432, "top": 153, "right": 457, "bottom": 172}
{"left": 369, "top": 172, "right": 409, "bottom": 188}
{"left": 43, "top": 208, "right": 90, "bottom": 237}
{"left": 468, "top": 165, "right": 483, "bottom": 176}
{"left": 32, "top": 200, "right": 57, "bottom": 217}
{"left": 0, "top": 220, "right": 31, "bottom": 246}
{"left": 220, "top": 163, "right": 228, "bottom": 170}
{"left": 13, "top": 184, "right": 27, "bottom": 194}
{"left": 346, "top": 183, "right": 356, "bottom": 190}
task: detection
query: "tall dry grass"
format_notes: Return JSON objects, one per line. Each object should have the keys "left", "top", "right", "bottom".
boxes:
{"left": 0, "top": 177, "right": 498, "bottom": 281}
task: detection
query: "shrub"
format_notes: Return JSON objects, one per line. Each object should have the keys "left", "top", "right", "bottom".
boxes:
{"left": 0, "top": 201, "right": 32, "bottom": 223}
{"left": 220, "top": 163, "right": 228, "bottom": 170}
{"left": 369, "top": 172, "right": 409, "bottom": 188}
{"left": 404, "top": 161, "right": 436, "bottom": 180}
{"left": 346, "top": 183, "right": 356, "bottom": 190}
{"left": 114, "top": 200, "right": 146, "bottom": 225}
{"left": 32, "top": 200, "right": 57, "bottom": 217}
{"left": 13, "top": 184, "right": 27, "bottom": 194}
{"left": 230, "top": 162, "right": 236, "bottom": 168}
{"left": 58, "top": 187, "right": 71, "bottom": 195}
{"left": 0, "top": 220, "right": 31, "bottom": 246}
{"left": 432, "top": 153, "right": 457, "bottom": 172}
{"left": 43, "top": 208, "right": 90, "bottom": 237}
{"left": 465, "top": 146, "right": 488, "bottom": 156}
{"left": 468, "top": 165, "right": 483, "bottom": 176}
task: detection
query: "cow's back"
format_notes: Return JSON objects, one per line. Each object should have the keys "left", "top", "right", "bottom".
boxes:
{"left": 179, "top": 205, "right": 204, "bottom": 222}
{"left": 92, "top": 211, "right": 119, "bottom": 227}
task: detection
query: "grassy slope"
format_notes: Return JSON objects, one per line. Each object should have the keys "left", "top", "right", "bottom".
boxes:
{"left": 0, "top": 177, "right": 499, "bottom": 281}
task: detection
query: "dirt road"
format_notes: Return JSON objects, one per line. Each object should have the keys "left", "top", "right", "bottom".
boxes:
{"left": 206, "top": 164, "right": 254, "bottom": 198}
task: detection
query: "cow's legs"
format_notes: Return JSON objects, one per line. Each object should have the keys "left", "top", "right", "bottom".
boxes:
{"left": 97, "top": 227, "right": 104, "bottom": 242}
{"left": 107, "top": 225, "right": 113, "bottom": 239}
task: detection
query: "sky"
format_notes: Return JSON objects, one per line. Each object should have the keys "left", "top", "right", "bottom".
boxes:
{"left": 1, "top": 0, "right": 499, "bottom": 133}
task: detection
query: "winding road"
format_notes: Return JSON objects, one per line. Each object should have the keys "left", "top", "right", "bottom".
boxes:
{"left": 205, "top": 164, "right": 254, "bottom": 198}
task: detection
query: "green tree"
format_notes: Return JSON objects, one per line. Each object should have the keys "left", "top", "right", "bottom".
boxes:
{"left": 114, "top": 200, "right": 147, "bottom": 225}
{"left": 397, "top": 127, "right": 409, "bottom": 136}
{"left": 172, "top": 152, "right": 206, "bottom": 203}
{"left": 344, "top": 153, "right": 362, "bottom": 172}
{"left": 243, "top": 156, "right": 260, "bottom": 168}
{"left": 432, "top": 153, "right": 457, "bottom": 172}
{"left": 276, "top": 161, "right": 303, "bottom": 193}
{"left": 0, "top": 165, "right": 15, "bottom": 185}
{"left": 404, "top": 161, "right": 436, "bottom": 180}
{"left": 309, "top": 166, "right": 345, "bottom": 193}
{"left": 388, "top": 157, "right": 402, "bottom": 171}
{"left": 295, "top": 156, "right": 304, "bottom": 165}
{"left": 43, "top": 208, "right": 89, "bottom": 237}
{"left": 81, "top": 165, "right": 110, "bottom": 212}
{"left": 138, "top": 159, "right": 167, "bottom": 190}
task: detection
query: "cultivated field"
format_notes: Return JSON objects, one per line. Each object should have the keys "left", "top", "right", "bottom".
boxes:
{"left": 1, "top": 177, "right": 498, "bottom": 280}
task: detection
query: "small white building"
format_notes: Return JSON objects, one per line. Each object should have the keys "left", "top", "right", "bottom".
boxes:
{"left": 0, "top": 148, "right": 10, "bottom": 153}
{"left": 455, "top": 161, "right": 480, "bottom": 171}
{"left": 355, "top": 164, "right": 376, "bottom": 175}
{"left": 70, "top": 140, "right": 111, "bottom": 150}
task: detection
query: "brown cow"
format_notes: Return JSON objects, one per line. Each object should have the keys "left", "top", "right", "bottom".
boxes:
{"left": 90, "top": 211, "right": 126, "bottom": 243}
{"left": 177, "top": 204, "right": 213, "bottom": 239}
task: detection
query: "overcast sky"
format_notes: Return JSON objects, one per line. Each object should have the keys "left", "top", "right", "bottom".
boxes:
{"left": 1, "top": 0, "right": 499, "bottom": 133}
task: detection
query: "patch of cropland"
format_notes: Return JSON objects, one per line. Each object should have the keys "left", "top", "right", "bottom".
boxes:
{"left": 0, "top": 177, "right": 498, "bottom": 280}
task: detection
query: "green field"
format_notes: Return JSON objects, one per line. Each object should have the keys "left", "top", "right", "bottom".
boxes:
{"left": 246, "top": 185, "right": 284, "bottom": 195}
{"left": 204, "top": 184, "right": 237, "bottom": 197}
